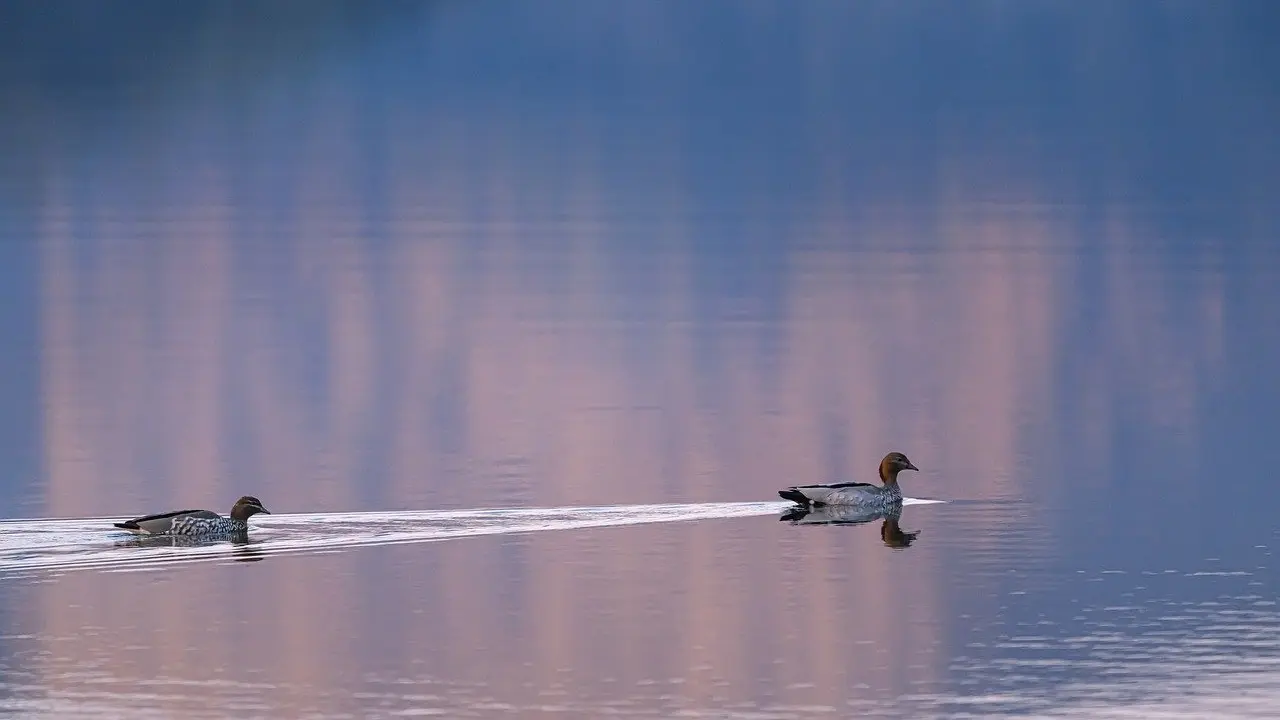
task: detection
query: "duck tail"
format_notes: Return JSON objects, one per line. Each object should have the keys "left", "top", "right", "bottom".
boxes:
{"left": 778, "top": 488, "right": 812, "bottom": 506}
{"left": 113, "top": 521, "right": 140, "bottom": 531}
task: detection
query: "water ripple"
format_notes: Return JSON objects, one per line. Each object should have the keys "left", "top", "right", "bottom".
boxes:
{"left": 0, "top": 499, "right": 941, "bottom": 578}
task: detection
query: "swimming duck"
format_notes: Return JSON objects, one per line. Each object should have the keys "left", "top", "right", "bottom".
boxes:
{"left": 778, "top": 452, "right": 918, "bottom": 507}
{"left": 112, "top": 496, "right": 271, "bottom": 536}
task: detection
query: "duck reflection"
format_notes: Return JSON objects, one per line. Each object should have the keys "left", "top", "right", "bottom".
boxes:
{"left": 229, "top": 541, "right": 268, "bottom": 564}
{"left": 115, "top": 527, "right": 259, "bottom": 548}
{"left": 780, "top": 504, "right": 920, "bottom": 549}
{"left": 112, "top": 530, "right": 267, "bottom": 561}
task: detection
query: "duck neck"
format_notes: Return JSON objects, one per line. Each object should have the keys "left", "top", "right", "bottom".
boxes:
{"left": 230, "top": 505, "right": 253, "bottom": 523}
{"left": 878, "top": 462, "right": 900, "bottom": 488}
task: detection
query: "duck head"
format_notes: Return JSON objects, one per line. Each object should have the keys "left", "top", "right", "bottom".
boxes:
{"left": 878, "top": 452, "right": 919, "bottom": 486}
{"left": 230, "top": 496, "right": 271, "bottom": 521}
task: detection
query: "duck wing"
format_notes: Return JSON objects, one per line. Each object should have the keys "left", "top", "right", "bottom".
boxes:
{"left": 778, "top": 482, "right": 875, "bottom": 506}
{"left": 113, "top": 509, "right": 220, "bottom": 534}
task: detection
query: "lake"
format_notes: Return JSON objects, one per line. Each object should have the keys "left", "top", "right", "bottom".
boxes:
{"left": 1, "top": 2, "right": 1278, "bottom": 718}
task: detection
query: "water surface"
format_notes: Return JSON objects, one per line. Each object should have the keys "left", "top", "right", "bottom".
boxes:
{"left": 1, "top": 2, "right": 1278, "bottom": 718}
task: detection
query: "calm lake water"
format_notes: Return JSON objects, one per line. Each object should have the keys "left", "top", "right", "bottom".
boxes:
{"left": 2, "top": 2, "right": 1279, "bottom": 718}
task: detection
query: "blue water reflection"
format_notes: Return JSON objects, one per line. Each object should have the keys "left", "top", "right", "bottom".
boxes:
{"left": 0, "top": 2, "right": 1278, "bottom": 718}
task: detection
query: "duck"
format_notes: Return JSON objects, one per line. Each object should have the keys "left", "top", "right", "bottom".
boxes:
{"left": 778, "top": 452, "right": 918, "bottom": 507}
{"left": 112, "top": 496, "right": 271, "bottom": 536}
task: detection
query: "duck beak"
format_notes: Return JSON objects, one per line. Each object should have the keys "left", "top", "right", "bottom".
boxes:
{"left": 256, "top": 505, "right": 271, "bottom": 514}
{"left": 905, "top": 462, "right": 919, "bottom": 472}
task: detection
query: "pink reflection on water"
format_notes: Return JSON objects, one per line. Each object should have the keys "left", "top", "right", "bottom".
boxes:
{"left": 29, "top": 124, "right": 1229, "bottom": 717}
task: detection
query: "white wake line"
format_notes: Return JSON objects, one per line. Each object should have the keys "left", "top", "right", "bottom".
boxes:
{"left": 0, "top": 498, "right": 946, "bottom": 577}
{"left": 0, "top": 496, "right": 943, "bottom": 527}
